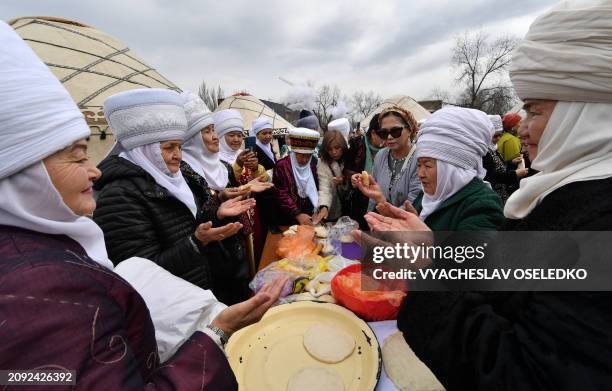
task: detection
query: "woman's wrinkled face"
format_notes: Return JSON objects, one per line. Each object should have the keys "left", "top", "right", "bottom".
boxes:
{"left": 380, "top": 115, "right": 410, "bottom": 150}
{"left": 201, "top": 125, "right": 219, "bottom": 153}
{"left": 43, "top": 139, "right": 101, "bottom": 216}
{"left": 225, "top": 131, "right": 244, "bottom": 151}
{"left": 520, "top": 99, "right": 557, "bottom": 160}
{"left": 160, "top": 140, "right": 182, "bottom": 174}
{"left": 294, "top": 152, "right": 311, "bottom": 167}
{"left": 417, "top": 157, "right": 437, "bottom": 195}
{"left": 256, "top": 129, "right": 273, "bottom": 145}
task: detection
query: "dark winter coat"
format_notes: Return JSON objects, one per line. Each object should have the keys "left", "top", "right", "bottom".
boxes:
{"left": 254, "top": 144, "right": 276, "bottom": 171}
{"left": 413, "top": 177, "right": 505, "bottom": 231}
{"left": 398, "top": 178, "right": 612, "bottom": 390}
{"left": 93, "top": 156, "right": 212, "bottom": 289}
{"left": 180, "top": 161, "right": 250, "bottom": 305}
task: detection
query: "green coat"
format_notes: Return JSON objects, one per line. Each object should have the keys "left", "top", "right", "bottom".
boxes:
{"left": 413, "top": 178, "right": 504, "bottom": 231}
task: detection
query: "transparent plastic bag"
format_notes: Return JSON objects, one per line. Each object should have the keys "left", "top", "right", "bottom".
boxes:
{"left": 329, "top": 216, "right": 360, "bottom": 253}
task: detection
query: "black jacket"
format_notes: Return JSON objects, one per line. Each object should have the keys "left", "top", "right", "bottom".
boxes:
{"left": 254, "top": 144, "right": 276, "bottom": 171}
{"left": 93, "top": 156, "right": 212, "bottom": 289}
{"left": 181, "top": 161, "right": 250, "bottom": 305}
{"left": 398, "top": 178, "right": 612, "bottom": 390}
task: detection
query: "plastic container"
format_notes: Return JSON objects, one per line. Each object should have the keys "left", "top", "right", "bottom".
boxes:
{"left": 331, "top": 263, "right": 408, "bottom": 321}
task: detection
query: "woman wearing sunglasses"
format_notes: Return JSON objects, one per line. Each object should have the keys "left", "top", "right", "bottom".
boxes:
{"left": 352, "top": 106, "right": 421, "bottom": 211}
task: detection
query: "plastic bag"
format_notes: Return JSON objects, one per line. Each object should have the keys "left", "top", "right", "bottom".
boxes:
{"left": 328, "top": 255, "right": 360, "bottom": 272}
{"left": 331, "top": 264, "right": 407, "bottom": 321}
{"left": 249, "top": 257, "right": 325, "bottom": 297}
{"left": 329, "top": 217, "right": 360, "bottom": 252}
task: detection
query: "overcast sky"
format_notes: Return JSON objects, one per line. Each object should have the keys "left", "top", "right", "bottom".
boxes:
{"left": 1, "top": 0, "right": 558, "bottom": 103}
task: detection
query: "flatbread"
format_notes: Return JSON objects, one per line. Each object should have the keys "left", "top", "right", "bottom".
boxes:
{"left": 382, "top": 332, "right": 444, "bottom": 391}
{"left": 287, "top": 366, "right": 344, "bottom": 391}
{"left": 303, "top": 323, "right": 355, "bottom": 363}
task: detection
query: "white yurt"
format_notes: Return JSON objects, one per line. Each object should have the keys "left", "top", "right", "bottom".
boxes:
{"left": 360, "top": 95, "right": 431, "bottom": 129}
{"left": 216, "top": 94, "right": 293, "bottom": 135}
{"left": 8, "top": 16, "right": 181, "bottom": 164}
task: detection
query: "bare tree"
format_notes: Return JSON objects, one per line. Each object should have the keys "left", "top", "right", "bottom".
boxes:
{"left": 478, "top": 85, "right": 519, "bottom": 115}
{"left": 351, "top": 90, "right": 383, "bottom": 124}
{"left": 428, "top": 86, "right": 451, "bottom": 103}
{"left": 452, "top": 31, "right": 517, "bottom": 110}
{"left": 314, "top": 84, "right": 342, "bottom": 130}
{"left": 198, "top": 81, "right": 225, "bottom": 111}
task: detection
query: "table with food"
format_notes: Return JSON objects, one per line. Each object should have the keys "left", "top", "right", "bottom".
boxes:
{"left": 226, "top": 217, "right": 444, "bottom": 391}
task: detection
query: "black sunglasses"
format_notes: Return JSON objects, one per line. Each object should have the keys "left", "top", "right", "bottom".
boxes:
{"left": 375, "top": 126, "right": 405, "bottom": 139}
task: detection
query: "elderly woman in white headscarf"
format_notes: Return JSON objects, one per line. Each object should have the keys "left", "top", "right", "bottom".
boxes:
{"left": 93, "top": 89, "right": 247, "bottom": 294}
{"left": 362, "top": 2, "right": 612, "bottom": 389}
{"left": 0, "top": 21, "right": 286, "bottom": 389}
{"left": 180, "top": 92, "right": 272, "bottom": 304}
{"left": 367, "top": 107, "right": 504, "bottom": 231}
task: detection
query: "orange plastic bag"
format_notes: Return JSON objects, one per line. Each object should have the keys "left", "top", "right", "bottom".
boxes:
{"left": 331, "top": 264, "right": 407, "bottom": 321}
{"left": 276, "top": 226, "right": 317, "bottom": 259}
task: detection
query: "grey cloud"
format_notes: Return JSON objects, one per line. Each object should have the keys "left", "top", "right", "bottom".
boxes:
{"left": 1, "top": 0, "right": 559, "bottom": 100}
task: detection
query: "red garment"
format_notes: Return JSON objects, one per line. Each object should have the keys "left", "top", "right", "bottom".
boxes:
{"left": 272, "top": 156, "right": 318, "bottom": 225}
{"left": 0, "top": 226, "right": 237, "bottom": 390}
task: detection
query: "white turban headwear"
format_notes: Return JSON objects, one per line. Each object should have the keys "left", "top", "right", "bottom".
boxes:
{"left": 181, "top": 91, "right": 229, "bottom": 191}
{"left": 415, "top": 107, "right": 494, "bottom": 220}
{"left": 505, "top": 0, "right": 612, "bottom": 219}
{"left": 0, "top": 21, "right": 112, "bottom": 270}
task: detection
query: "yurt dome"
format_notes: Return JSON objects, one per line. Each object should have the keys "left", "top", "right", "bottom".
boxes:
{"left": 360, "top": 95, "right": 431, "bottom": 130}
{"left": 216, "top": 93, "right": 294, "bottom": 135}
{"left": 8, "top": 16, "right": 181, "bottom": 163}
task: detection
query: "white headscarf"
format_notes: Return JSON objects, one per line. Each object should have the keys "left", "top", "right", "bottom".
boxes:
{"left": 0, "top": 162, "right": 114, "bottom": 270}
{"left": 510, "top": 0, "right": 612, "bottom": 103}
{"left": 0, "top": 21, "right": 90, "bottom": 179}
{"left": 415, "top": 107, "right": 493, "bottom": 220}
{"left": 214, "top": 109, "right": 244, "bottom": 164}
{"left": 419, "top": 161, "right": 478, "bottom": 221}
{"left": 504, "top": 102, "right": 612, "bottom": 218}
{"left": 182, "top": 92, "right": 229, "bottom": 191}
{"left": 505, "top": 0, "right": 612, "bottom": 219}
{"left": 120, "top": 143, "right": 197, "bottom": 217}
{"left": 0, "top": 21, "right": 113, "bottom": 270}
{"left": 290, "top": 152, "right": 318, "bottom": 209}
{"left": 328, "top": 118, "right": 351, "bottom": 142}
{"left": 251, "top": 116, "right": 276, "bottom": 163}
{"left": 182, "top": 132, "right": 229, "bottom": 191}
{"left": 488, "top": 115, "right": 503, "bottom": 151}
{"left": 416, "top": 107, "right": 492, "bottom": 180}
{"left": 219, "top": 137, "right": 242, "bottom": 164}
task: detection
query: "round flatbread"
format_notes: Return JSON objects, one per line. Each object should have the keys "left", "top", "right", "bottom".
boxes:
{"left": 287, "top": 366, "right": 344, "bottom": 391}
{"left": 303, "top": 323, "right": 355, "bottom": 363}
{"left": 382, "top": 332, "right": 444, "bottom": 391}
